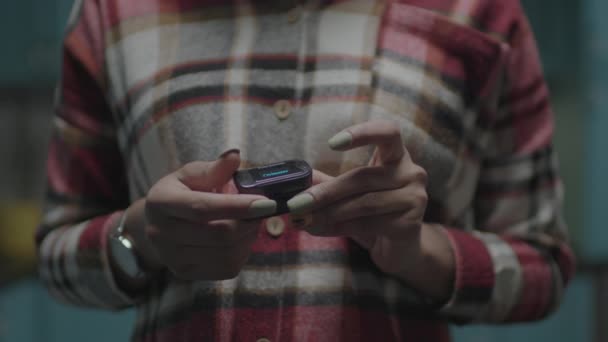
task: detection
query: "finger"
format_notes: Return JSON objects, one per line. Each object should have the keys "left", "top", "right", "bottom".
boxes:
{"left": 287, "top": 166, "right": 402, "bottom": 215}
{"left": 312, "top": 169, "right": 334, "bottom": 185}
{"left": 328, "top": 120, "right": 405, "bottom": 164}
{"left": 177, "top": 149, "right": 241, "bottom": 192}
{"left": 316, "top": 186, "right": 422, "bottom": 226}
{"left": 222, "top": 179, "right": 240, "bottom": 195}
{"left": 147, "top": 218, "right": 261, "bottom": 247}
{"left": 147, "top": 186, "right": 277, "bottom": 222}
{"left": 290, "top": 185, "right": 425, "bottom": 234}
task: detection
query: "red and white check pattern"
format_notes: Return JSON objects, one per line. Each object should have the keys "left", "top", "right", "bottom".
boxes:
{"left": 37, "top": 0, "right": 575, "bottom": 340}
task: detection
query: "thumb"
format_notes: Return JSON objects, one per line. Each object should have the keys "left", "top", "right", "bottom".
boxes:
{"left": 177, "top": 149, "right": 241, "bottom": 191}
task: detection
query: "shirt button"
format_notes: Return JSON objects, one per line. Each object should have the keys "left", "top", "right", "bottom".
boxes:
{"left": 274, "top": 100, "right": 291, "bottom": 120}
{"left": 257, "top": 338, "right": 271, "bottom": 342}
{"left": 265, "top": 216, "right": 285, "bottom": 238}
{"left": 287, "top": 6, "right": 301, "bottom": 24}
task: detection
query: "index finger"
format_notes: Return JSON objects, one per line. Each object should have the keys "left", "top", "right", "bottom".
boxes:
{"left": 328, "top": 120, "right": 405, "bottom": 164}
{"left": 287, "top": 165, "right": 399, "bottom": 215}
{"left": 148, "top": 186, "right": 277, "bottom": 222}
{"left": 312, "top": 169, "right": 334, "bottom": 185}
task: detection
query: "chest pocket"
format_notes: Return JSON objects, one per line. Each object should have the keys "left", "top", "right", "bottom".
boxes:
{"left": 371, "top": 3, "right": 508, "bottom": 222}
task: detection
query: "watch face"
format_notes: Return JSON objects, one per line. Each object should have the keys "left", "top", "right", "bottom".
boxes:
{"left": 109, "top": 236, "right": 140, "bottom": 278}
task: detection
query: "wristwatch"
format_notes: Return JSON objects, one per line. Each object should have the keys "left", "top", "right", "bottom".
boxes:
{"left": 108, "top": 212, "right": 149, "bottom": 281}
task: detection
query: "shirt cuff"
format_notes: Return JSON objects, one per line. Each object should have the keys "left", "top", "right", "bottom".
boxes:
{"left": 74, "top": 211, "right": 134, "bottom": 310}
{"left": 438, "top": 228, "right": 495, "bottom": 323}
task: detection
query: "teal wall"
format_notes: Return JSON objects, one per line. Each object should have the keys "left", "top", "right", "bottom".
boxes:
{"left": 0, "top": 281, "right": 134, "bottom": 341}
{"left": 0, "top": 1, "right": 73, "bottom": 86}
{"left": 581, "top": 0, "right": 608, "bottom": 262}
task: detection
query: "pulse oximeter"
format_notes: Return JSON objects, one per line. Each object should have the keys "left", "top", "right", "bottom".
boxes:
{"left": 233, "top": 160, "right": 313, "bottom": 215}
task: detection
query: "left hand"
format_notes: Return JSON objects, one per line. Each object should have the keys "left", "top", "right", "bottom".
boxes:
{"left": 288, "top": 120, "right": 454, "bottom": 300}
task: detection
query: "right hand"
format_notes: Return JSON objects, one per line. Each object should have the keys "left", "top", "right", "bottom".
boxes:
{"left": 142, "top": 150, "right": 277, "bottom": 280}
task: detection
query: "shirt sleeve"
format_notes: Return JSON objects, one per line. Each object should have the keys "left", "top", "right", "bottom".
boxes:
{"left": 36, "top": 0, "right": 139, "bottom": 310}
{"left": 437, "top": 2, "right": 575, "bottom": 323}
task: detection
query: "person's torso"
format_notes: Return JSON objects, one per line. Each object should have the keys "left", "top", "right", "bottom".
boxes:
{"left": 98, "top": 0, "right": 507, "bottom": 340}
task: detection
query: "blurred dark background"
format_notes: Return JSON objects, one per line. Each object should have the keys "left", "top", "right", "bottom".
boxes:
{"left": 0, "top": 0, "right": 606, "bottom": 341}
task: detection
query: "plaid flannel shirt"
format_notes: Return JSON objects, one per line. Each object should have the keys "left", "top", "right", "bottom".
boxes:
{"left": 37, "top": 0, "right": 576, "bottom": 341}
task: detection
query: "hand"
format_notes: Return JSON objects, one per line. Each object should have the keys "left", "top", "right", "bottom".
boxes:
{"left": 287, "top": 120, "right": 454, "bottom": 300}
{"left": 288, "top": 120, "right": 428, "bottom": 267}
{"left": 140, "top": 150, "right": 277, "bottom": 281}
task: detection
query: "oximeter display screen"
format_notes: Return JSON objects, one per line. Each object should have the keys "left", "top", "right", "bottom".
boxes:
{"left": 234, "top": 160, "right": 312, "bottom": 215}
{"left": 234, "top": 160, "right": 311, "bottom": 189}
{"left": 253, "top": 163, "right": 300, "bottom": 180}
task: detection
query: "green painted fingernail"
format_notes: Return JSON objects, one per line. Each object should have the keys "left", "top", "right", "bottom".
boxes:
{"left": 328, "top": 131, "right": 352, "bottom": 150}
{"left": 287, "top": 193, "right": 314, "bottom": 215}
{"left": 218, "top": 148, "right": 240, "bottom": 159}
{"left": 249, "top": 199, "right": 277, "bottom": 218}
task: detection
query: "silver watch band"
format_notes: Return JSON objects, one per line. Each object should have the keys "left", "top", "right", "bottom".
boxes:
{"left": 109, "top": 211, "right": 148, "bottom": 280}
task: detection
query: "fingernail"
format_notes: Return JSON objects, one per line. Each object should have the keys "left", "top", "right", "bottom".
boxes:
{"left": 219, "top": 148, "right": 240, "bottom": 159}
{"left": 287, "top": 193, "right": 314, "bottom": 215}
{"left": 290, "top": 213, "right": 312, "bottom": 229}
{"left": 328, "top": 131, "right": 352, "bottom": 150}
{"left": 248, "top": 199, "right": 277, "bottom": 218}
